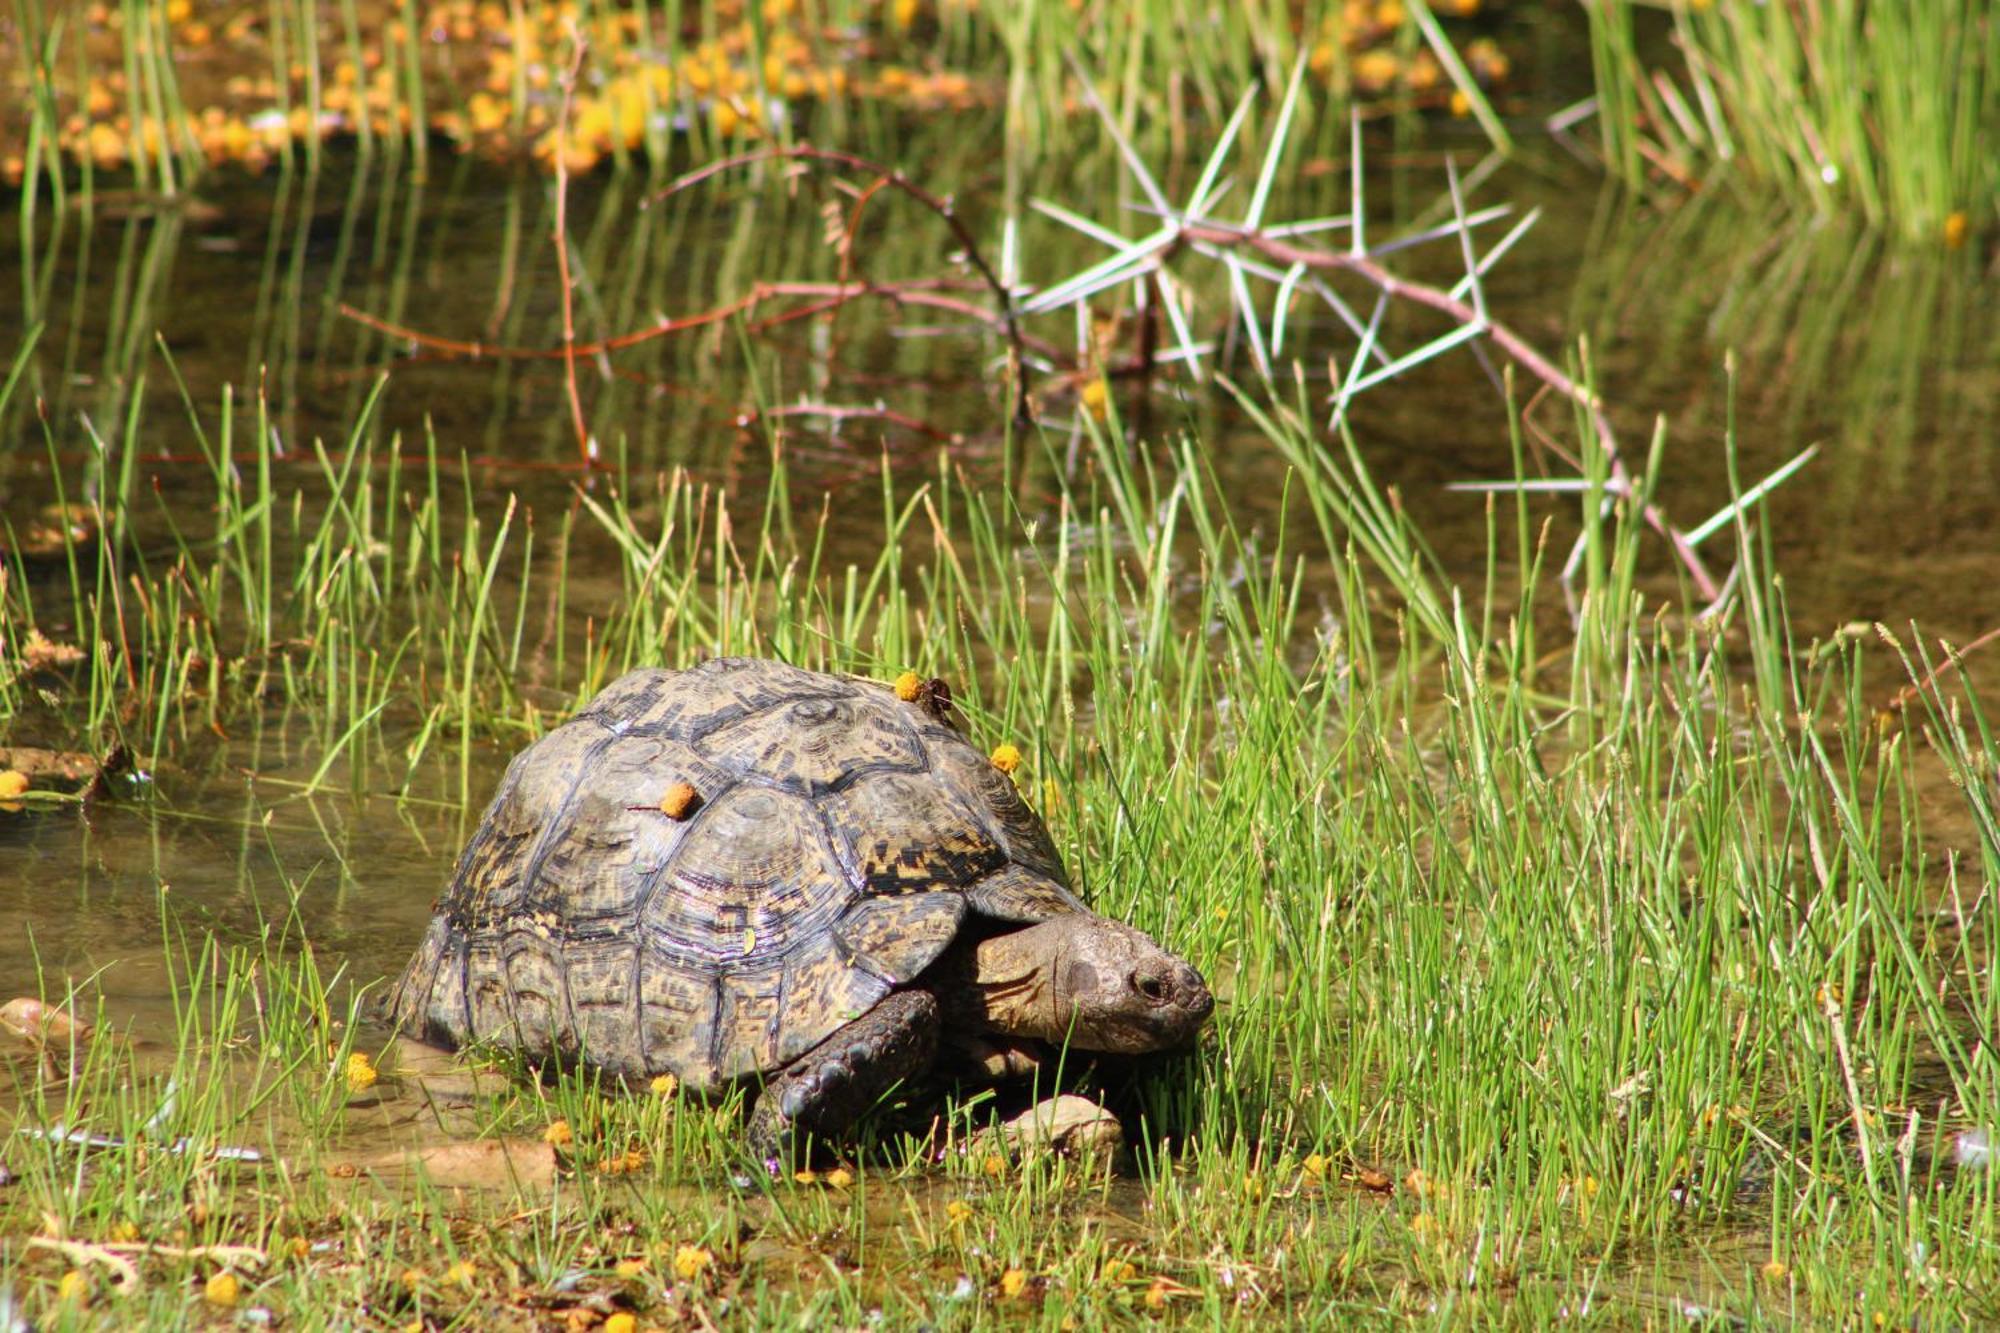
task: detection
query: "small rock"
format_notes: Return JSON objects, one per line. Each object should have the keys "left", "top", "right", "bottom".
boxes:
{"left": 0, "top": 997, "right": 92, "bottom": 1050}
{"left": 974, "top": 1095, "right": 1123, "bottom": 1158}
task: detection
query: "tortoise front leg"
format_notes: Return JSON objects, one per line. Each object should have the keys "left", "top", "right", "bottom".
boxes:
{"left": 746, "top": 988, "right": 939, "bottom": 1162}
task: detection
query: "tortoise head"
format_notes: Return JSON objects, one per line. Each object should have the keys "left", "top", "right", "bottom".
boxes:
{"left": 964, "top": 916, "right": 1212, "bottom": 1054}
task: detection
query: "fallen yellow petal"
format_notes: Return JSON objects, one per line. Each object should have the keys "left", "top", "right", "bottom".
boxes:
{"left": 0, "top": 771, "right": 28, "bottom": 799}
{"left": 204, "top": 1271, "right": 240, "bottom": 1307}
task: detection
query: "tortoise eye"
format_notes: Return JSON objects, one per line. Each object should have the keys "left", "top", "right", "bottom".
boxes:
{"left": 1131, "top": 971, "right": 1168, "bottom": 1003}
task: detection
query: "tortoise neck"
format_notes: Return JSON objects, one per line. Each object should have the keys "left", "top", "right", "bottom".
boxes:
{"left": 933, "top": 920, "right": 1068, "bottom": 1040}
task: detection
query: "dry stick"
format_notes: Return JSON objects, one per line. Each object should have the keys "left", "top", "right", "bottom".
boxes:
{"left": 26, "top": 1237, "right": 141, "bottom": 1289}
{"left": 1179, "top": 219, "right": 1721, "bottom": 601}
{"left": 651, "top": 144, "right": 1032, "bottom": 421}
{"left": 340, "top": 280, "right": 1057, "bottom": 363}
{"left": 748, "top": 402, "right": 962, "bottom": 443}
{"left": 552, "top": 25, "right": 591, "bottom": 466}
{"left": 1881, "top": 624, "right": 2000, "bottom": 716}
{"left": 341, "top": 291, "right": 761, "bottom": 360}
{"left": 820, "top": 175, "right": 892, "bottom": 367}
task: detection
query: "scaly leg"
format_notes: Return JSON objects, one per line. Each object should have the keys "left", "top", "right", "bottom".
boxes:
{"left": 746, "top": 988, "right": 939, "bottom": 1162}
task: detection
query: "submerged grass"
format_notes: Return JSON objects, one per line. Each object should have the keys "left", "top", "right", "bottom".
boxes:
{"left": 5, "top": 330, "right": 2000, "bottom": 1325}
{"left": 1584, "top": 0, "right": 1999, "bottom": 244}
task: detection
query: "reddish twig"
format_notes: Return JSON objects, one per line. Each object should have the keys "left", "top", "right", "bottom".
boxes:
{"left": 1882, "top": 624, "right": 2000, "bottom": 717}
{"left": 342, "top": 281, "right": 1063, "bottom": 364}
{"left": 650, "top": 144, "right": 1031, "bottom": 421}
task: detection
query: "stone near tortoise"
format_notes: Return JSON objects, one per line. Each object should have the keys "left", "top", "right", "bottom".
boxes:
{"left": 387, "top": 657, "right": 1212, "bottom": 1157}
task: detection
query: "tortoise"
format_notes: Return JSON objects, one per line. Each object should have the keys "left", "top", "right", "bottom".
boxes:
{"left": 386, "top": 657, "right": 1212, "bottom": 1157}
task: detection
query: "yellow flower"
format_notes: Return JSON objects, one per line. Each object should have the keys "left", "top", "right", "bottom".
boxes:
{"left": 56, "top": 1270, "right": 89, "bottom": 1304}
{"left": 672, "top": 1245, "right": 713, "bottom": 1280}
{"left": 824, "top": 1166, "right": 855, "bottom": 1188}
{"left": 445, "top": 1259, "right": 476, "bottom": 1286}
{"left": 999, "top": 1268, "right": 1028, "bottom": 1298}
{"left": 894, "top": 670, "right": 922, "bottom": 701}
{"left": 543, "top": 1119, "right": 574, "bottom": 1146}
{"left": 110, "top": 1220, "right": 140, "bottom": 1242}
{"left": 1144, "top": 1278, "right": 1172, "bottom": 1310}
{"left": 1761, "top": 1259, "right": 1789, "bottom": 1283}
{"left": 1944, "top": 211, "right": 1970, "bottom": 249}
{"left": 345, "top": 1052, "right": 378, "bottom": 1091}
{"left": 651, "top": 1072, "right": 679, "bottom": 1096}
{"left": 0, "top": 771, "right": 28, "bottom": 799}
{"left": 988, "top": 744, "right": 1022, "bottom": 775}
{"left": 794, "top": 1169, "right": 818, "bottom": 1185}
{"left": 400, "top": 1267, "right": 426, "bottom": 1290}
{"left": 1301, "top": 1153, "right": 1329, "bottom": 1180}
{"left": 205, "top": 1271, "right": 240, "bottom": 1307}
{"left": 1079, "top": 377, "right": 1110, "bottom": 421}
{"left": 614, "top": 1258, "right": 648, "bottom": 1278}
{"left": 946, "top": 1200, "right": 974, "bottom": 1224}
{"left": 982, "top": 1153, "right": 1007, "bottom": 1179}
{"left": 1101, "top": 1258, "right": 1137, "bottom": 1283}
{"left": 605, "top": 1315, "right": 638, "bottom": 1333}
{"left": 1352, "top": 50, "right": 1400, "bottom": 94}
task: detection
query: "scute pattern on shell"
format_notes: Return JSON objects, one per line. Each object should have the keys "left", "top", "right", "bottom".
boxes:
{"left": 388, "top": 657, "right": 1084, "bottom": 1088}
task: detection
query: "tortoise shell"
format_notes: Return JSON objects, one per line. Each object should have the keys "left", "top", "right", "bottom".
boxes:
{"left": 388, "top": 657, "right": 1082, "bottom": 1089}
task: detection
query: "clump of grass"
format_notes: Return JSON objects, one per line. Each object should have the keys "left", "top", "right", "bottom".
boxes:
{"left": 1584, "top": 0, "right": 1998, "bottom": 244}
